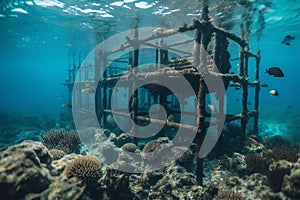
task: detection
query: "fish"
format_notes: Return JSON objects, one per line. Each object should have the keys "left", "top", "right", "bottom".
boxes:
{"left": 281, "top": 35, "right": 295, "bottom": 45}
{"left": 110, "top": 87, "right": 119, "bottom": 92}
{"left": 62, "top": 103, "right": 72, "bottom": 108}
{"left": 208, "top": 103, "right": 217, "bottom": 113}
{"left": 247, "top": 136, "right": 262, "bottom": 147}
{"left": 85, "top": 82, "right": 92, "bottom": 87}
{"left": 141, "top": 102, "right": 148, "bottom": 109}
{"left": 265, "top": 67, "right": 284, "bottom": 77}
{"left": 166, "top": 115, "right": 175, "bottom": 123}
{"left": 181, "top": 100, "right": 188, "bottom": 105}
{"left": 286, "top": 105, "right": 293, "bottom": 109}
{"left": 82, "top": 87, "right": 96, "bottom": 93}
{"left": 270, "top": 89, "right": 279, "bottom": 96}
{"left": 260, "top": 83, "right": 269, "bottom": 88}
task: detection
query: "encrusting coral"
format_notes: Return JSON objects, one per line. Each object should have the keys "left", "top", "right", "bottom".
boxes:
{"left": 42, "top": 129, "right": 81, "bottom": 154}
{"left": 64, "top": 156, "right": 102, "bottom": 184}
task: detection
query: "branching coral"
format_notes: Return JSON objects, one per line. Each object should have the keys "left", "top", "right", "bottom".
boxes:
{"left": 264, "top": 135, "right": 292, "bottom": 149}
{"left": 245, "top": 152, "right": 273, "bottom": 174}
{"left": 263, "top": 135, "right": 300, "bottom": 162}
{"left": 271, "top": 146, "right": 300, "bottom": 163}
{"left": 64, "top": 156, "right": 101, "bottom": 184}
{"left": 49, "top": 149, "right": 65, "bottom": 160}
{"left": 42, "top": 129, "right": 81, "bottom": 154}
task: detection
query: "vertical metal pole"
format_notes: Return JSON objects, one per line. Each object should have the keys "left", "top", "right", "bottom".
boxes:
{"left": 239, "top": 22, "right": 247, "bottom": 138}
{"left": 155, "top": 42, "right": 159, "bottom": 70}
{"left": 244, "top": 46, "right": 249, "bottom": 77}
{"left": 132, "top": 29, "right": 139, "bottom": 145}
{"left": 95, "top": 50, "right": 102, "bottom": 125}
{"left": 196, "top": 76, "right": 206, "bottom": 185}
{"left": 159, "top": 39, "right": 164, "bottom": 67}
{"left": 254, "top": 50, "right": 261, "bottom": 135}
{"left": 240, "top": 49, "right": 248, "bottom": 139}
{"left": 102, "top": 54, "right": 108, "bottom": 128}
{"left": 193, "top": 27, "right": 201, "bottom": 68}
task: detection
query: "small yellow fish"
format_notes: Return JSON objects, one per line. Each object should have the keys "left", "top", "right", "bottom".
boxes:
{"left": 208, "top": 103, "right": 217, "bottom": 113}
{"left": 62, "top": 104, "right": 72, "bottom": 108}
{"left": 82, "top": 87, "right": 96, "bottom": 93}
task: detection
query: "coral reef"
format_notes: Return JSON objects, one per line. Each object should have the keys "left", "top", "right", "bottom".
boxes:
{"left": 244, "top": 152, "right": 272, "bottom": 174}
{"left": 264, "top": 135, "right": 299, "bottom": 150}
{"left": 42, "top": 129, "right": 81, "bottom": 154}
{"left": 49, "top": 149, "right": 66, "bottom": 160}
{"left": 51, "top": 153, "right": 82, "bottom": 175}
{"left": 121, "top": 143, "right": 138, "bottom": 153}
{"left": 116, "top": 133, "right": 134, "bottom": 148}
{"left": 267, "top": 160, "right": 292, "bottom": 192}
{"left": 0, "top": 129, "right": 299, "bottom": 200}
{"left": 25, "top": 176, "right": 86, "bottom": 200}
{"left": 0, "top": 141, "right": 52, "bottom": 199}
{"left": 0, "top": 113, "right": 56, "bottom": 146}
{"left": 64, "top": 156, "right": 102, "bottom": 184}
{"left": 270, "top": 146, "right": 300, "bottom": 163}
{"left": 281, "top": 157, "right": 300, "bottom": 198}
{"left": 214, "top": 190, "right": 245, "bottom": 200}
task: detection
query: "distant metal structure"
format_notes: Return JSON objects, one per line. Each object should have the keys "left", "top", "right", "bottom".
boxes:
{"left": 64, "top": 6, "right": 261, "bottom": 185}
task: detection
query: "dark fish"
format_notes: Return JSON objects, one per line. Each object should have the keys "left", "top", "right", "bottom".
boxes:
{"left": 270, "top": 89, "right": 279, "bottom": 96}
{"left": 62, "top": 103, "right": 72, "bottom": 108}
{"left": 166, "top": 115, "right": 175, "bottom": 123}
{"left": 260, "top": 83, "right": 269, "bottom": 88}
{"left": 286, "top": 105, "right": 293, "bottom": 109}
{"left": 265, "top": 67, "right": 284, "bottom": 77}
{"left": 281, "top": 35, "right": 295, "bottom": 45}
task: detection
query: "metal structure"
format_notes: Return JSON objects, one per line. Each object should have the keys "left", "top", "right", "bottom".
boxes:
{"left": 64, "top": 6, "right": 261, "bottom": 185}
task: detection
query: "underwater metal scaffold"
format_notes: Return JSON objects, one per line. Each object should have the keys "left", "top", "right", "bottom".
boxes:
{"left": 65, "top": 6, "right": 261, "bottom": 185}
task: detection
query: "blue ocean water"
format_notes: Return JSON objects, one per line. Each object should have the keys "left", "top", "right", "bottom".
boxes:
{"left": 0, "top": 0, "right": 299, "bottom": 142}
